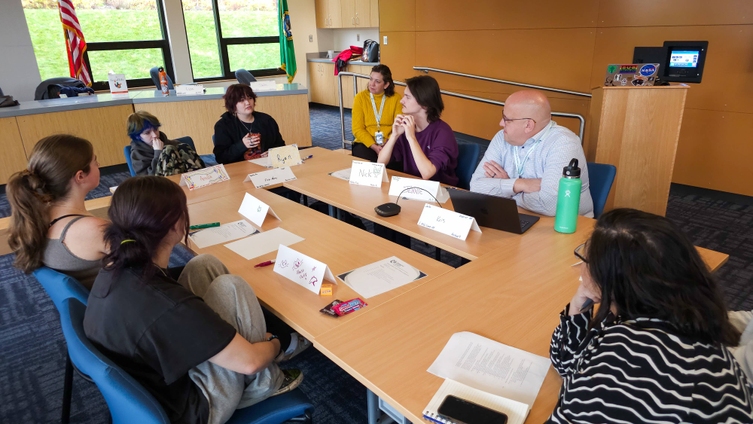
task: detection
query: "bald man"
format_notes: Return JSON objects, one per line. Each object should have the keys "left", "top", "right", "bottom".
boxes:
{"left": 470, "top": 90, "right": 594, "bottom": 217}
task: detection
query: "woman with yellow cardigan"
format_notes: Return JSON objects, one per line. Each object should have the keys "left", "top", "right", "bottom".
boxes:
{"left": 351, "top": 65, "right": 402, "bottom": 162}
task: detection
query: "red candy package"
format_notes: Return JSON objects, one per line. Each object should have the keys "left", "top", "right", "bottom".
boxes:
{"left": 332, "top": 298, "right": 367, "bottom": 316}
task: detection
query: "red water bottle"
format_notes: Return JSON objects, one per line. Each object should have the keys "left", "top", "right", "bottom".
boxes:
{"left": 158, "top": 67, "right": 169, "bottom": 95}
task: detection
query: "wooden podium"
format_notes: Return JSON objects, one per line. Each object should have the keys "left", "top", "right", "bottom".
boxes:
{"left": 586, "top": 85, "right": 689, "bottom": 216}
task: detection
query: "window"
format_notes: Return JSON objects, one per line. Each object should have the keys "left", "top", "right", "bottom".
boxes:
{"left": 184, "top": 0, "right": 282, "bottom": 81}
{"left": 23, "top": 0, "right": 173, "bottom": 90}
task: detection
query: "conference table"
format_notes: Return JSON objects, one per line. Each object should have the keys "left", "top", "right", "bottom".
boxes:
{"left": 173, "top": 150, "right": 729, "bottom": 424}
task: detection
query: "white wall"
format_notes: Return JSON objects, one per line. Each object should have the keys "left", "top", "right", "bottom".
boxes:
{"left": 0, "top": 0, "right": 42, "bottom": 101}
{"left": 332, "top": 28, "right": 378, "bottom": 51}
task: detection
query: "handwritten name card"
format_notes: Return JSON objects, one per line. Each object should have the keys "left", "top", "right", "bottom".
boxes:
{"left": 274, "top": 245, "right": 336, "bottom": 295}
{"left": 238, "top": 192, "right": 280, "bottom": 227}
{"left": 175, "top": 84, "right": 204, "bottom": 95}
{"left": 179, "top": 164, "right": 230, "bottom": 190}
{"left": 388, "top": 176, "right": 442, "bottom": 202}
{"left": 349, "top": 160, "right": 389, "bottom": 187}
{"left": 107, "top": 73, "right": 128, "bottom": 95}
{"left": 243, "top": 167, "right": 297, "bottom": 188}
{"left": 268, "top": 144, "right": 302, "bottom": 168}
{"left": 417, "top": 204, "right": 481, "bottom": 241}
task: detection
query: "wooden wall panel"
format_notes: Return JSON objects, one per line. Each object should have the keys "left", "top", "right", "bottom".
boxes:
{"left": 673, "top": 108, "right": 753, "bottom": 196}
{"left": 380, "top": 31, "right": 417, "bottom": 82}
{"left": 416, "top": 29, "right": 596, "bottom": 93}
{"left": 415, "top": 0, "right": 599, "bottom": 31}
{"left": 597, "top": 0, "right": 753, "bottom": 27}
{"left": 15, "top": 105, "right": 133, "bottom": 168}
{"left": 378, "top": 0, "right": 415, "bottom": 32}
{"left": 0, "top": 117, "right": 29, "bottom": 185}
{"left": 591, "top": 26, "right": 753, "bottom": 115}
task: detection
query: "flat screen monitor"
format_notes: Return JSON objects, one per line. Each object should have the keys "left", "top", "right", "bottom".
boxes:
{"left": 663, "top": 41, "right": 708, "bottom": 83}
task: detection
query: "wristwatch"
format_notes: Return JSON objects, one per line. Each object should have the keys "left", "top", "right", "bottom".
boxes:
{"left": 267, "top": 334, "right": 279, "bottom": 342}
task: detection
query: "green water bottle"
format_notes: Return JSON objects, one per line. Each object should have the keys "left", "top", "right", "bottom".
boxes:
{"left": 554, "top": 158, "right": 582, "bottom": 234}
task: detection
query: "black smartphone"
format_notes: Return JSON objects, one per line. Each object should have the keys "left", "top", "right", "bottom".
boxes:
{"left": 437, "top": 395, "right": 508, "bottom": 424}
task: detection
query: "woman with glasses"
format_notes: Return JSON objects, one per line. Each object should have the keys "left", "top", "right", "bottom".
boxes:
{"left": 377, "top": 75, "right": 459, "bottom": 186}
{"left": 549, "top": 208, "right": 753, "bottom": 422}
{"left": 213, "top": 84, "right": 286, "bottom": 164}
{"left": 351, "top": 64, "right": 402, "bottom": 162}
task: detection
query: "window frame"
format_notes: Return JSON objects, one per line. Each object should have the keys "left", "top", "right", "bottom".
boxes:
{"left": 191, "top": 0, "right": 283, "bottom": 82}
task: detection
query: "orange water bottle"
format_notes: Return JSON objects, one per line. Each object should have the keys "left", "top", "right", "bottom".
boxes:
{"left": 158, "top": 67, "right": 169, "bottom": 95}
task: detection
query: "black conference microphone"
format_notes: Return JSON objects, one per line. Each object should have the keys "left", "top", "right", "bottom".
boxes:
{"left": 374, "top": 186, "right": 444, "bottom": 217}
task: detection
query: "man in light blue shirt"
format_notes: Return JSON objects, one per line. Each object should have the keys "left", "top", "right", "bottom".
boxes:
{"left": 470, "top": 90, "right": 594, "bottom": 217}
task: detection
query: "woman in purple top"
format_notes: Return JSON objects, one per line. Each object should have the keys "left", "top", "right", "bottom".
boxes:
{"left": 377, "top": 75, "right": 459, "bottom": 186}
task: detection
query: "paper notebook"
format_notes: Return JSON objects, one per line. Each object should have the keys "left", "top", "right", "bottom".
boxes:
{"left": 423, "top": 379, "right": 528, "bottom": 424}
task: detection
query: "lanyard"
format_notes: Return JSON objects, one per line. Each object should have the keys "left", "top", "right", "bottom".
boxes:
{"left": 369, "top": 92, "right": 386, "bottom": 131}
{"left": 513, "top": 122, "right": 552, "bottom": 178}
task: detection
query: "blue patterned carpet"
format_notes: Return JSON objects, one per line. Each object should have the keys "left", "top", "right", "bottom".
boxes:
{"left": 1, "top": 104, "right": 752, "bottom": 423}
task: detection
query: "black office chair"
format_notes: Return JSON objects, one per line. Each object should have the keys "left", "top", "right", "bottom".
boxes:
{"left": 236, "top": 69, "right": 257, "bottom": 85}
{"left": 149, "top": 67, "right": 174, "bottom": 90}
{"left": 34, "top": 77, "right": 90, "bottom": 100}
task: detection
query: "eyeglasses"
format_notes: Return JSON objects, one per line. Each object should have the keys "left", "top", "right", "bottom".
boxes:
{"left": 574, "top": 243, "right": 588, "bottom": 263}
{"left": 502, "top": 115, "right": 536, "bottom": 124}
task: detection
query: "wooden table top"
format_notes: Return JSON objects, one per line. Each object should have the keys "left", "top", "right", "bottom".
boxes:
{"left": 185, "top": 187, "right": 453, "bottom": 342}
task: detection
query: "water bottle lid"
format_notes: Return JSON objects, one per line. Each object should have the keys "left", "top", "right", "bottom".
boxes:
{"left": 562, "top": 158, "right": 581, "bottom": 177}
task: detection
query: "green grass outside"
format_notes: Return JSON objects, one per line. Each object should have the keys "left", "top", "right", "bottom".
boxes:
{"left": 24, "top": 8, "right": 280, "bottom": 82}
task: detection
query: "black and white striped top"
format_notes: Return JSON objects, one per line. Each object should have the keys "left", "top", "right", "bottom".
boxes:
{"left": 548, "top": 308, "right": 753, "bottom": 423}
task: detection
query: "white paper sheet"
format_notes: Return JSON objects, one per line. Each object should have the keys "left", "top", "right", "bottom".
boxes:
{"left": 189, "top": 220, "right": 258, "bottom": 249}
{"left": 337, "top": 256, "right": 426, "bottom": 298}
{"left": 244, "top": 167, "right": 297, "bottom": 188}
{"left": 388, "top": 176, "right": 450, "bottom": 204}
{"left": 417, "top": 204, "right": 481, "bottom": 241}
{"left": 224, "top": 227, "right": 304, "bottom": 260}
{"left": 248, "top": 157, "right": 271, "bottom": 167}
{"left": 330, "top": 168, "right": 352, "bottom": 181}
{"left": 423, "top": 379, "right": 528, "bottom": 424}
{"left": 427, "top": 332, "right": 550, "bottom": 408}
{"left": 238, "top": 192, "right": 280, "bottom": 228}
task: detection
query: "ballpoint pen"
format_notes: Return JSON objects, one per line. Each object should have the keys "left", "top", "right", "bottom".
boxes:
{"left": 302, "top": 154, "right": 314, "bottom": 161}
{"left": 190, "top": 222, "right": 220, "bottom": 230}
{"left": 254, "top": 260, "right": 275, "bottom": 268}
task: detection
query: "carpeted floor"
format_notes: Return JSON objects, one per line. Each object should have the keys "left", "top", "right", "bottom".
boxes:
{"left": 1, "top": 103, "right": 752, "bottom": 423}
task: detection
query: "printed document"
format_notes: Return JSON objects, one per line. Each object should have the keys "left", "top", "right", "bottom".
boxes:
{"left": 189, "top": 220, "right": 258, "bottom": 249}
{"left": 337, "top": 256, "right": 426, "bottom": 298}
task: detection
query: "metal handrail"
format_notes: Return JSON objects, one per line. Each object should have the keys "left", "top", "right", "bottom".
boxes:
{"left": 413, "top": 66, "right": 592, "bottom": 98}
{"left": 336, "top": 71, "right": 586, "bottom": 148}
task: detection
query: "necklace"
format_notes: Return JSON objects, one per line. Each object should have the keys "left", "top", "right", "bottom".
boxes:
{"left": 237, "top": 114, "right": 255, "bottom": 133}
{"left": 153, "top": 263, "right": 169, "bottom": 278}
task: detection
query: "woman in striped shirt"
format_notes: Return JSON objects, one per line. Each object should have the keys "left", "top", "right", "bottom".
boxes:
{"left": 549, "top": 208, "right": 753, "bottom": 423}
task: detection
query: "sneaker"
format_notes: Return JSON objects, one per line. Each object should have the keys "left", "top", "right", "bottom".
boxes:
{"left": 275, "top": 333, "right": 312, "bottom": 363}
{"left": 273, "top": 369, "right": 303, "bottom": 396}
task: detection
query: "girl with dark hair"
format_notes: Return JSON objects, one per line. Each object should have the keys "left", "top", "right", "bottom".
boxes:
{"left": 83, "top": 176, "right": 307, "bottom": 424}
{"left": 351, "top": 64, "right": 403, "bottom": 161}
{"left": 7, "top": 134, "right": 108, "bottom": 289}
{"left": 377, "top": 75, "right": 459, "bottom": 186}
{"left": 213, "top": 84, "right": 286, "bottom": 164}
{"left": 549, "top": 208, "right": 753, "bottom": 422}
{"left": 126, "top": 110, "right": 205, "bottom": 176}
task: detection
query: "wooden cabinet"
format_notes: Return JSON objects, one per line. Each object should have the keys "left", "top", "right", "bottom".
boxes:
{"left": 370, "top": 0, "right": 379, "bottom": 27}
{"left": 309, "top": 62, "right": 373, "bottom": 108}
{"left": 315, "top": 0, "right": 342, "bottom": 28}
{"left": 342, "top": 0, "right": 371, "bottom": 27}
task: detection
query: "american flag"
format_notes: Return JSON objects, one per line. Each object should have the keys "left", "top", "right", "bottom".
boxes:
{"left": 57, "top": 0, "right": 92, "bottom": 86}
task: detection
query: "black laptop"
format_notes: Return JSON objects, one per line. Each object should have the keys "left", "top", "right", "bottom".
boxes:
{"left": 448, "top": 188, "right": 540, "bottom": 234}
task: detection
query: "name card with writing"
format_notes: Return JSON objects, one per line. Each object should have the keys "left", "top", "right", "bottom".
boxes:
{"left": 175, "top": 84, "right": 205, "bottom": 95}
{"left": 274, "top": 245, "right": 336, "bottom": 295}
{"left": 179, "top": 164, "right": 230, "bottom": 190}
{"left": 349, "top": 161, "right": 389, "bottom": 187}
{"left": 238, "top": 192, "right": 280, "bottom": 227}
{"left": 268, "top": 144, "right": 302, "bottom": 168}
{"left": 417, "top": 204, "right": 481, "bottom": 241}
{"left": 250, "top": 80, "right": 277, "bottom": 92}
{"left": 389, "top": 176, "right": 442, "bottom": 202}
{"left": 243, "top": 167, "right": 297, "bottom": 188}
{"left": 107, "top": 74, "right": 128, "bottom": 95}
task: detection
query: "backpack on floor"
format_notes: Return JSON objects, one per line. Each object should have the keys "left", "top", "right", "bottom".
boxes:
{"left": 154, "top": 143, "right": 206, "bottom": 176}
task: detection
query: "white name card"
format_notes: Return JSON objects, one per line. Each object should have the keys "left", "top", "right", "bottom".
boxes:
{"left": 244, "top": 167, "right": 297, "bottom": 188}
{"left": 107, "top": 73, "right": 128, "bottom": 95}
{"left": 238, "top": 192, "right": 280, "bottom": 227}
{"left": 269, "top": 144, "right": 302, "bottom": 168}
{"left": 388, "top": 176, "right": 442, "bottom": 202}
{"left": 179, "top": 164, "right": 230, "bottom": 190}
{"left": 250, "top": 80, "right": 277, "bottom": 92}
{"left": 274, "top": 245, "right": 336, "bottom": 295}
{"left": 175, "top": 84, "right": 205, "bottom": 95}
{"left": 349, "top": 160, "right": 389, "bottom": 187}
{"left": 417, "top": 204, "right": 481, "bottom": 241}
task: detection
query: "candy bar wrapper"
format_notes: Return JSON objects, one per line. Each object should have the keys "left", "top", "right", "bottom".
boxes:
{"left": 320, "top": 299, "right": 342, "bottom": 317}
{"left": 332, "top": 298, "right": 367, "bottom": 316}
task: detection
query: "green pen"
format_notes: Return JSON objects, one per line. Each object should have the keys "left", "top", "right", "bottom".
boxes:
{"left": 190, "top": 222, "right": 220, "bottom": 230}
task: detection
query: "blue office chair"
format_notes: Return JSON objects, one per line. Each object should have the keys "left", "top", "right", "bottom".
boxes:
{"left": 236, "top": 69, "right": 257, "bottom": 85}
{"left": 587, "top": 162, "right": 617, "bottom": 218}
{"left": 59, "top": 297, "right": 314, "bottom": 424}
{"left": 455, "top": 142, "right": 480, "bottom": 190}
{"left": 149, "top": 67, "right": 174, "bottom": 90}
{"left": 32, "top": 267, "right": 90, "bottom": 424}
{"left": 124, "top": 136, "right": 196, "bottom": 177}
